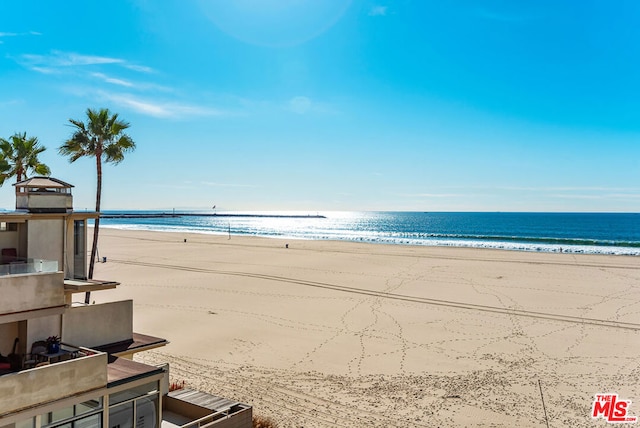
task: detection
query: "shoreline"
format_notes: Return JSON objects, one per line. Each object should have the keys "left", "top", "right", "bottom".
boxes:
{"left": 98, "top": 224, "right": 640, "bottom": 257}
{"left": 93, "top": 228, "right": 640, "bottom": 427}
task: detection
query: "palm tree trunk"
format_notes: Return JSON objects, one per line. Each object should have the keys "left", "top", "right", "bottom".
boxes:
{"left": 85, "top": 152, "right": 103, "bottom": 304}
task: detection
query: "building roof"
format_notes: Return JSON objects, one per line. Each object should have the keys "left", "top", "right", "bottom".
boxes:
{"left": 107, "top": 356, "right": 164, "bottom": 387}
{"left": 0, "top": 211, "right": 99, "bottom": 221}
{"left": 168, "top": 389, "right": 241, "bottom": 413}
{"left": 93, "top": 333, "right": 169, "bottom": 356}
{"left": 64, "top": 279, "right": 120, "bottom": 294}
{"left": 13, "top": 177, "right": 74, "bottom": 189}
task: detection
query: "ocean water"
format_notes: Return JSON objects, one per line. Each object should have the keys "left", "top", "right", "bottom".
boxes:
{"left": 98, "top": 211, "right": 640, "bottom": 256}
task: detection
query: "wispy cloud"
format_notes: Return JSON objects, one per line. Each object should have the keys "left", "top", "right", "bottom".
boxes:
{"left": 97, "top": 91, "right": 225, "bottom": 119}
{"left": 0, "top": 32, "right": 18, "bottom": 44}
{"left": 401, "top": 193, "right": 470, "bottom": 198}
{"left": 20, "top": 51, "right": 124, "bottom": 69}
{"left": 14, "top": 50, "right": 156, "bottom": 76}
{"left": 201, "top": 181, "right": 260, "bottom": 188}
{"left": 123, "top": 64, "right": 154, "bottom": 73}
{"left": 450, "top": 185, "right": 640, "bottom": 193}
{"left": 368, "top": 6, "right": 388, "bottom": 16}
{"left": 551, "top": 193, "right": 640, "bottom": 200}
{"left": 91, "top": 72, "right": 134, "bottom": 87}
{"left": 10, "top": 51, "right": 142, "bottom": 91}
{"left": 0, "top": 31, "right": 40, "bottom": 38}
{"left": 29, "top": 67, "right": 59, "bottom": 75}
{"left": 609, "top": 193, "right": 640, "bottom": 199}
{"left": 14, "top": 49, "right": 227, "bottom": 119}
{"left": 90, "top": 73, "right": 172, "bottom": 92}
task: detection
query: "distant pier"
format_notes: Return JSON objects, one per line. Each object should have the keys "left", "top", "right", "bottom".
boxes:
{"left": 101, "top": 213, "right": 326, "bottom": 219}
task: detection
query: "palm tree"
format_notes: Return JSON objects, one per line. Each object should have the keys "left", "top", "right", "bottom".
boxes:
{"left": 0, "top": 158, "right": 11, "bottom": 183}
{"left": 59, "top": 108, "right": 136, "bottom": 302}
{"left": 0, "top": 132, "right": 51, "bottom": 185}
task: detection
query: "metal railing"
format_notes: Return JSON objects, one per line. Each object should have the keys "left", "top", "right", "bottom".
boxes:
{"left": 177, "top": 406, "right": 241, "bottom": 428}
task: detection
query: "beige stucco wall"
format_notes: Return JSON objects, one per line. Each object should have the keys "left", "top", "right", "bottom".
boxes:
{"left": 26, "top": 316, "right": 61, "bottom": 352}
{"left": 27, "top": 219, "right": 64, "bottom": 268}
{"left": 62, "top": 300, "right": 133, "bottom": 348}
{"left": 16, "top": 194, "right": 72, "bottom": 212}
{"left": 0, "top": 352, "right": 107, "bottom": 416}
{"left": 0, "top": 272, "right": 64, "bottom": 316}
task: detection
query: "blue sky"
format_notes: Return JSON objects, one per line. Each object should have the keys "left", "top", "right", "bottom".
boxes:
{"left": 1, "top": 0, "right": 639, "bottom": 212}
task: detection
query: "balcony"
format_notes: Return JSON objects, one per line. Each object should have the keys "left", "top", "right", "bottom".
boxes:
{"left": 62, "top": 301, "right": 168, "bottom": 358}
{"left": 162, "top": 389, "right": 252, "bottom": 428}
{"left": 0, "top": 348, "right": 107, "bottom": 416}
{"left": 63, "top": 301, "right": 133, "bottom": 349}
{"left": 0, "top": 270, "right": 65, "bottom": 321}
{"left": 0, "top": 258, "right": 58, "bottom": 276}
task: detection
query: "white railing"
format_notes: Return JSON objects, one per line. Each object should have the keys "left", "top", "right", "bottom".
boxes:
{"left": 178, "top": 409, "right": 232, "bottom": 428}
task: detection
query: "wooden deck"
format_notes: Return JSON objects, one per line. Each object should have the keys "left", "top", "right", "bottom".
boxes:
{"left": 168, "top": 388, "right": 239, "bottom": 413}
{"left": 107, "top": 356, "right": 164, "bottom": 387}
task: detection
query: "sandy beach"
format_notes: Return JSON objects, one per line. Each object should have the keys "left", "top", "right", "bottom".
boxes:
{"left": 90, "top": 228, "right": 640, "bottom": 427}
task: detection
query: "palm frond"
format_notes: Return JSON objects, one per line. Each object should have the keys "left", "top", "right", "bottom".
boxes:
{"left": 0, "top": 132, "right": 49, "bottom": 183}
{"left": 60, "top": 108, "right": 137, "bottom": 166}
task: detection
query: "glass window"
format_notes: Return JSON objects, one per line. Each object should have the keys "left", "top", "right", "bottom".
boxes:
{"left": 42, "top": 398, "right": 103, "bottom": 428}
{"left": 108, "top": 403, "right": 132, "bottom": 428}
{"left": 73, "top": 219, "right": 86, "bottom": 279}
{"left": 73, "top": 220, "right": 84, "bottom": 256}
{"left": 135, "top": 397, "right": 157, "bottom": 428}
{"left": 16, "top": 418, "right": 35, "bottom": 428}
{"left": 75, "top": 399, "right": 103, "bottom": 417}
{"left": 0, "top": 222, "right": 17, "bottom": 232}
{"left": 73, "top": 413, "right": 101, "bottom": 428}
{"left": 49, "top": 407, "right": 74, "bottom": 424}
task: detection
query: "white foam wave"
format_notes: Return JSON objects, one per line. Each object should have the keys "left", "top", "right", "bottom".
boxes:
{"left": 99, "top": 224, "right": 640, "bottom": 256}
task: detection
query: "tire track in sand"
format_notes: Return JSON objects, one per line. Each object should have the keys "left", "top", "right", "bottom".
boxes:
{"left": 111, "top": 258, "right": 640, "bottom": 331}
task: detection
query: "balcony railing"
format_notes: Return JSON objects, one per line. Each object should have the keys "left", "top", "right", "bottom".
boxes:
{"left": 0, "top": 258, "right": 58, "bottom": 276}
{"left": 0, "top": 343, "right": 88, "bottom": 375}
{"left": 0, "top": 346, "right": 108, "bottom": 416}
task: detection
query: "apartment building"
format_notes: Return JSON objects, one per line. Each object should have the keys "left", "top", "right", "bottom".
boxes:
{"left": 0, "top": 177, "right": 251, "bottom": 428}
